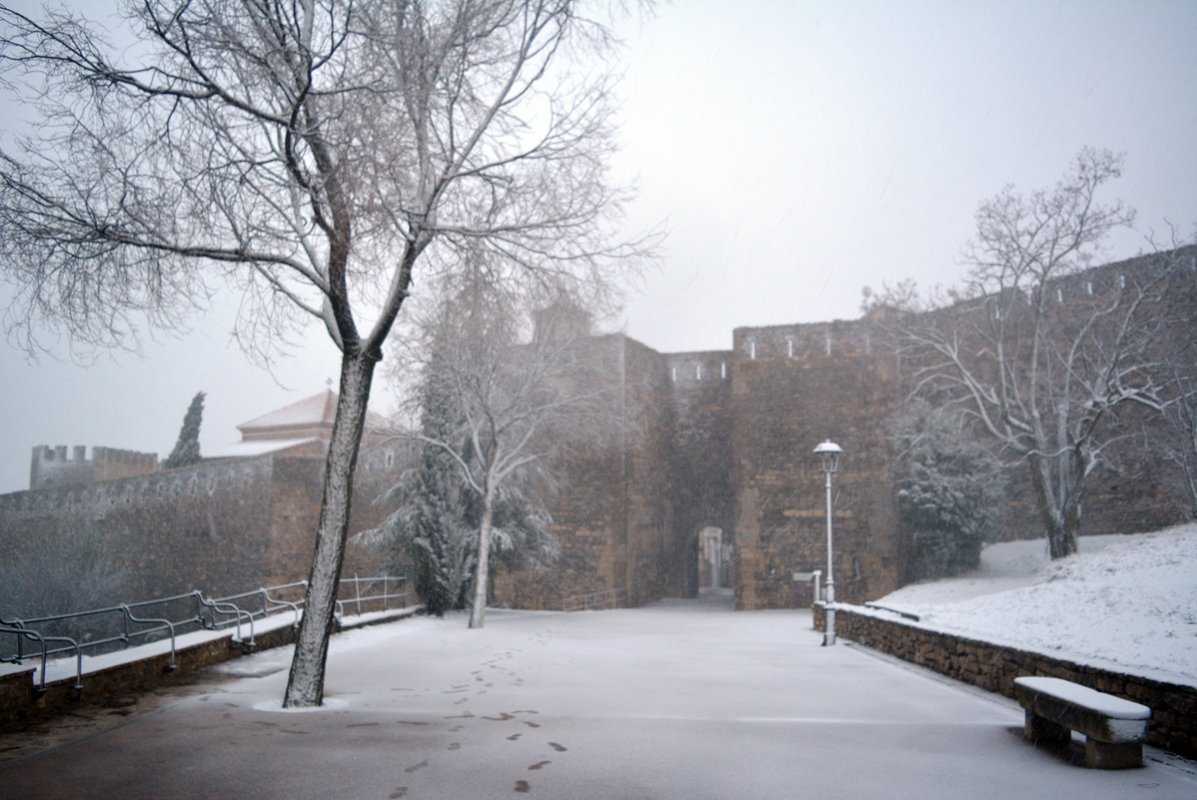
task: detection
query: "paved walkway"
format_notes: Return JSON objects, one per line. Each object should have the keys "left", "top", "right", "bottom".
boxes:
{"left": 2, "top": 598, "right": 1194, "bottom": 799}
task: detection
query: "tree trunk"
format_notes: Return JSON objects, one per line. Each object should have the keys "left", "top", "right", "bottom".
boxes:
{"left": 283, "top": 352, "right": 376, "bottom": 707}
{"left": 1027, "top": 453, "right": 1079, "bottom": 559}
{"left": 468, "top": 487, "right": 495, "bottom": 629}
{"left": 1059, "top": 499, "right": 1081, "bottom": 558}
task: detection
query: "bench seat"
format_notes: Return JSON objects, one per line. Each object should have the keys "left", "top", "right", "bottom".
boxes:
{"left": 1013, "top": 676, "right": 1150, "bottom": 769}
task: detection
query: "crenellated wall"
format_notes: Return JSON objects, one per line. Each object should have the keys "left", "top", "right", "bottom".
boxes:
{"left": 491, "top": 334, "right": 630, "bottom": 609}
{"left": 0, "top": 442, "right": 416, "bottom": 614}
{"left": 29, "top": 445, "right": 159, "bottom": 491}
{"left": 5, "top": 249, "right": 1193, "bottom": 619}
{"left": 621, "top": 338, "right": 676, "bottom": 605}
{"left": 728, "top": 319, "right": 903, "bottom": 609}
{"left": 664, "top": 350, "right": 735, "bottom": 596}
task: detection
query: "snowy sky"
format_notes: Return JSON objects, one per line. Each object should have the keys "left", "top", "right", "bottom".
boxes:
{"left": 1, "top": 0, "right": 1196, "bottom": 494}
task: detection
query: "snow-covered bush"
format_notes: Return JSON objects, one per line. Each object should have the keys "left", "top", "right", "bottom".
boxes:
{"left": 890, "top": 400, "right": 1004, "bottom": 581}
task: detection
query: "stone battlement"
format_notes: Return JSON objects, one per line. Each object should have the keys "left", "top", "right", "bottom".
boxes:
{"left": 664, "top": 350, "right": 734, "bottom": 385}
{"left": 8, "top": 454, "right": 268, "bottom": 518}
{"left": 9, "top": 439, "right": 416, "bottom": 518}
{"left": 731, "top": 317, "right": 878, "bottom": 362}
{"left": 29, "top": 445, "right": 159, "bottom": 491}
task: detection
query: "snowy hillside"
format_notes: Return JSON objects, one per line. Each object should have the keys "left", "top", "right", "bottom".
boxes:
{"left": 870, "top": 524, "right": 1197, "bottom": 686}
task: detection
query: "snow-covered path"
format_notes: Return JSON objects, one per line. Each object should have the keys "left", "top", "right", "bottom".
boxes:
{"left": 2, "top": 599, "right": 1194, "bottom": 799}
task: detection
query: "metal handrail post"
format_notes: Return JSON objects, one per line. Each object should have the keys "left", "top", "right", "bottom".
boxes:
{"left": 354, "top": 574, "right": 362, "bottom": 616}
{"left": 122, "top": 604, "right": 178, "bottom": 670}
{"left": 37, "top": 638, "right": 47, "bottom": 690}
{"left": 71, "top": 645, "right": 82, "bottom": 689}
{"left": 245, "top": 607, "right": 255, "bottom": 645}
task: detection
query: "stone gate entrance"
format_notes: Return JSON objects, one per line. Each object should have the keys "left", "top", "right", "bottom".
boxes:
{"left": 697, "top": 526, "right": 733, "bottom": 594}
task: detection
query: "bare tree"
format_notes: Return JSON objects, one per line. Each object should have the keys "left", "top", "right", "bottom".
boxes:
{"left": 396, "top": 267, "right": 608, "bottom": 628}
{"left": 1158, "top": 378, "right": 1197, "bottom": 518}
{"left": 867, "top": 149, "right": 1186, "bottom": 559}
{"left": 0, "top": 0, "right": 647, "bottom": 705}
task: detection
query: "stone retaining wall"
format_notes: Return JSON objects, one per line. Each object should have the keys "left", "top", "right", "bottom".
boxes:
{"left": 814, "top": 603, "right": 1197, "bottom": 759}
{"left": 0, "top": 607, "right": 420, "bottom": 733}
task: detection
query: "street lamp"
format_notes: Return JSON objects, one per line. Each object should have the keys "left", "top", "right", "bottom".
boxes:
{"left": 813, "top": 439, "right": 842, "bottom": 646}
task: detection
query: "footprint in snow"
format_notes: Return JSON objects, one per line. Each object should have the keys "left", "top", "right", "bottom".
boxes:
{"left": 404, "top": 760, "right": 428, "bottom": 774}
{"left": 514, "top": 780, "right": 531, "bottom": 793}
{"left": 528, "top": 761, "right": 551, "bottom": 771}
{"left": 548, "top": 742, "right": 567, "bottom": 752}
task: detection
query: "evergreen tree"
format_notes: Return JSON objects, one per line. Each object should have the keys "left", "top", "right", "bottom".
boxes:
{"left": 163, "top": 391, "right": 205, "bottom": 469}
{"left": 366, "top": 317, "right": 558, "bottom": 615}
{"left": 394, "top": 366, "right": 475, "bottom": 616}
{"left": 890, "top": 400, "right": 1004, "bottom": 581}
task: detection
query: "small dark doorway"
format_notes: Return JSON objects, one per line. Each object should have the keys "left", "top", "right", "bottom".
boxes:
{"left": 697, "top": 526, "right": 733, "bottom": 595}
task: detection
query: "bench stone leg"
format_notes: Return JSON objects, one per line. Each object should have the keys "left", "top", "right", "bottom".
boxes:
{"left": 1024, "top": 710, "right": 1069, "bottom": 748}
{"left": 1083, "top": 738, "right": 1142, "bottom": 769}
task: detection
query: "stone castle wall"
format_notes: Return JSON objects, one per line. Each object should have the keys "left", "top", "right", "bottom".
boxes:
{"left": 493, "top": 247, "right": 1194, "bottom": 613}
{"left": 728, "top": 320, "right": 903, "bottom": 609}
{"left": 29, "top": 445, "right": 159, "bottom": 491}
{"left": 1, "top": 456, "right": 276, "bottom": 606}
{"left": 3, "top": 249, "right": 1192, "bottom": 618}
{"left": 0, "top": 443, "right": 414, "bottom": 615}
{"left": 980, "top": 249, "right": 1197, "bottom": 544}
{"left": 621, "top": 337, "right": 677, "bottom": 605}
{"left": 665, "top": 350, "right": 734, "bottom": 597}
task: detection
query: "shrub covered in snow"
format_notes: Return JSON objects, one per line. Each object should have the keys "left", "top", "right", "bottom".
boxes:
{"left": 890, "top": 400, "right": 1004, "bottom": 581}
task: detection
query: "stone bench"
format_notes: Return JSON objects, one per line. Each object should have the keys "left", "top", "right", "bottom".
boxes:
{"left": 1014, "top": 676, "right": 1150, "bottom": 769}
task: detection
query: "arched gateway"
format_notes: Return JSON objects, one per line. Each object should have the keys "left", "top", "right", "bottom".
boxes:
{"left": 697, "top": 526, "right": 733, "bottom": 594}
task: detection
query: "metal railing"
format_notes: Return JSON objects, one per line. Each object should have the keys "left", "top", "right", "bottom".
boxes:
{"left": 0, "top": 574, "right": 409, "bottom": 692}
{"left": 862, "top": 602, "right": 921, "bottom": 622}
{"left": 560, "top": 587, "right": 625, "bottom": 611}
{"left": 334, "top": 574, "right": 408, "bottom": 620}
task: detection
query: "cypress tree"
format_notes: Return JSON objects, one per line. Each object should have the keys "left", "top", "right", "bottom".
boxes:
{"left": 164, "top": 391, "right": 205, "bottom": 469}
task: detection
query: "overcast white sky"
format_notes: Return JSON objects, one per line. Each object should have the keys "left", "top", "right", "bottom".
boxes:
{"left": 1, "top": 0, "right": 1195, "bottom": 494}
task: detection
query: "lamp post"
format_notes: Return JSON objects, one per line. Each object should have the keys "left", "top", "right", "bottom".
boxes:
{"left": 813, "top": 440, "right": 842, "bottom": 646}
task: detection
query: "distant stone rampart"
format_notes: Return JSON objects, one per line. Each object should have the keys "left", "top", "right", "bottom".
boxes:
{"left": 0, "top": 442, "right": 416, "bottom": 615}
{"left": 29, "top": 445, "right": 159, "bottom": 491}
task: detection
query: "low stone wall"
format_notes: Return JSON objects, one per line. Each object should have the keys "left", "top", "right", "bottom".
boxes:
{"left": 0, "top": 607, "right": 420, "bottom": 733}
{"left": 814, "top": 603, "right": 1197, "bottom": 759}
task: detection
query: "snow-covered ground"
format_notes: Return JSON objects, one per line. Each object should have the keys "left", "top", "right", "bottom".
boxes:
{"left": 871, "top": 523, "right": 1197, "bottom": 686}
{"left": 4, "top": 601, "right": 1197, "bottom": 799}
